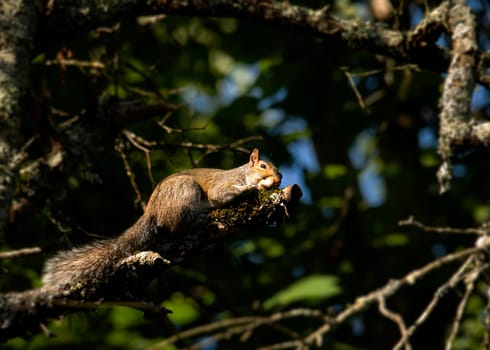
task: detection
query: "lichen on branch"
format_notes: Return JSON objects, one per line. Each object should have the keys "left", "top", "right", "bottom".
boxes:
{"left": 437, "top": 0, "right": 477, "bottom": 193}
{"left": 0, "top": 184, "right": 302, "bottom": 341}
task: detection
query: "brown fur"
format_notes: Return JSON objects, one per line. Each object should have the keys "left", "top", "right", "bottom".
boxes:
{"left": 42, "top": 149, "right": 281, "bottom": 289}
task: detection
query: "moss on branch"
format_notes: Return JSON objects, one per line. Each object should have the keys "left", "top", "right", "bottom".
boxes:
{"left": 0, "top": 185, "right": 302, "bottom": 342}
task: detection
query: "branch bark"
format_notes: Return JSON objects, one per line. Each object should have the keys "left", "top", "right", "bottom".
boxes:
{"left": 0, "top": 184, "right": 302, "bottom": 341}
{"left": 38, "top": 0, "right": 490, "bottom": 88}
{"left": 2, "top": 0, "right": 488, "bottom": 226}
{"left": 39, "top": 0, "right": 453, "bottom": 76}
{"left": 14, "top": 0, "right": 490, "bottom": 206}
{"left": 436, "top": 0, "right": 477, "bottom": 193}
{"left": 0, "top": 1, "right": 38, "bottom": 239}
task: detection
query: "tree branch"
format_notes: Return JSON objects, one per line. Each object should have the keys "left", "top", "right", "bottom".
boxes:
{"left": 39, "top": 1, "right": 454, "bottom": 77}
{"left": 436, "top": 0, "right": 477, "bottom": 193}
{"left": 0, "top": 184, "right": 302, "bottom": 341}
{"left": 0, "top": 247, "right": 42, "bottom": 259}
{"left": 0, "top": 1, "right": 39, "bottom": 239}
{"left": 9, "top": 97, "right": 176, "bottom": 226}
{"left": 31, "top": 0, "right": 490, "bottom": 198}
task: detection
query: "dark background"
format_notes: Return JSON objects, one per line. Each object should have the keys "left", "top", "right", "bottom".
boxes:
{"left": 3, "top": 1, "right": 490, "bottom": 348}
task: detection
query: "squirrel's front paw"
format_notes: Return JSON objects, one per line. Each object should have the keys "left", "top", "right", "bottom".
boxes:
{"left": 257, "top": 176, "right": 281, "bottom": 190}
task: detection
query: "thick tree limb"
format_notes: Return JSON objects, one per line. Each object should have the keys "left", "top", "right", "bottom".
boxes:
{"left": 0, "top": 1, "right": 38, "bottom": 239}
{"left": 0, "top": 184, "right": 302, "bottom": 342}
{"left": 437, "top": 0, "right": 477, "bottom": 193}
{"left": 40, "top": 0, "right": 453, "bottom": 77}
{"left": 39, "top": 0, "right": 490, "bottom": 87}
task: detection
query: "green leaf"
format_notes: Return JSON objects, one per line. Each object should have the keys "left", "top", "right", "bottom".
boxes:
{"left": 323, "top": 164, "right": 348, "bottom": 179}
{"left": 230, "top": 240, "right": 256, "bottom": 257}
{"left": 419, "top": 152, "right": 439, "bottom": 167}
{"left": 318, "top": 196, "right": 343, "bottom": 208}
{"left": 263, "top": 274, "right": 341, "bottom": 310}
{"left": 257, "top": 237, "right": 285, "bottom": 258}
{"left": 474, "top": 205, "right": 490, "bottom": 223}
{"left": 373, "top": 232, "right": 409, "bottom": 247}
{"left": 162, "top": 292, "right": 200, "bottom": 326}
{"left": 31, "top": 53, "right": 45, "bottom": 64}
{"left": 110, "top": 306, "right": 144, "bottom": 329}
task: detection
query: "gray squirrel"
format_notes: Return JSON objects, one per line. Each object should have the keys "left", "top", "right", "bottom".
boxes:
{"left": 42, "top": 149, "right": 282, "bottom": 289}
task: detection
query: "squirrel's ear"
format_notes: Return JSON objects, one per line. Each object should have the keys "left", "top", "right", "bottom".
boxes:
{"left": 249, "top": 148, "right": 259, "bottom": 166}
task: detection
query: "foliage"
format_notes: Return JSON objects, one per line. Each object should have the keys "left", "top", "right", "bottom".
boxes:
{"left": 2, "top": 0, "right": 490, "bottom": 349}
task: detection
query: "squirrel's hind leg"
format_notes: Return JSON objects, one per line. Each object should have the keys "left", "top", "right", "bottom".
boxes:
{"left": 145, "top": 175, "right": 203, "bottom": 233}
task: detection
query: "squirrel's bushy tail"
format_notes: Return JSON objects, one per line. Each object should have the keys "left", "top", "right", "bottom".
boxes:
{"left": 41, "top": 215, "right": 156, "bottom": 290}
{"left": 42, "top": 238, "right": 124, "bottom": 288}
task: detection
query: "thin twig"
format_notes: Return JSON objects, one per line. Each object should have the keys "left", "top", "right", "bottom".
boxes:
{"left": 124, "top": 61, "right": 165, "bottom": 101}
{"left": 39, "top": 322, "right": 54, "bottom": 338}
{"left": 182, "top": 317, "right": 307, "bottom": 350}
{"left": 151, "top": 239, "right": 490, "bottom": 350}
{"left": 160, "top": 137, "right": 263, "bottom": 154}
{"left": 122, "top": 129, "right": 156, "bottom": 186}
{"left": 342, "top": 64, "right": 419, "bottom": 78}
{"left": 257, "top": 340, "right": 307, "bottom": 350}
{"left": 0, "top": 247, "right": 42, "bottom": 259}
{"left": 180, "top": 323, "right": 259, "bottom": 350}
{"left": 377, "top": 296, "right": 411, "bottom": 350}
{"left": 148, "top": 308, "right": 322, "bottom": 350}
{"left": 147, "top": 317, "right": 257, "bottom": 350}
{"left": 42, "top": 59, "right": 105, "bottom": 69}
{"left": 393, "top": 255, "right": 476, "bottom": 350}
{"left": 399, "top": 216, "right": 486, "bottom": 235}
{"left": 341, "top": 67, "right": 369, "bottom": 112}
{"left": 300, "top": 244, "right": 489, "bottom": 347}
{"left": 484, "top": 286, "right": 490, "bottom": 348}
{"left": 47, "top": 211, "right": 107, "bottom": 240}
{"left": 115, "top": 137, "right": 145, "bottom": 211}
{"left": 445, "top": 262, "right": 486, "bottom": 350}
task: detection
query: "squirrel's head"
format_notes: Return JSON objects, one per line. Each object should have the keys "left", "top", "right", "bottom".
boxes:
{"left": 248, "top": 148, "right": 282, "bottom": 190}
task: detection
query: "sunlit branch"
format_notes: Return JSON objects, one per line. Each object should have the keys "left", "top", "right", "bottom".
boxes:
{"left": 399, "top": 216, "right": 487, "bottom": 235}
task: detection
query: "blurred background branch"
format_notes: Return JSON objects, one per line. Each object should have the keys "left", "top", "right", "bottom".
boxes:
{"left": 2, "top": 0, "right": 490, "bottom": 348}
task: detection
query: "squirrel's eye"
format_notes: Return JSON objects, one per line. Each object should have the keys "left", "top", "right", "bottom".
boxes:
{"left": 260, "top": 163, "right": 267, "bottom": 169}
